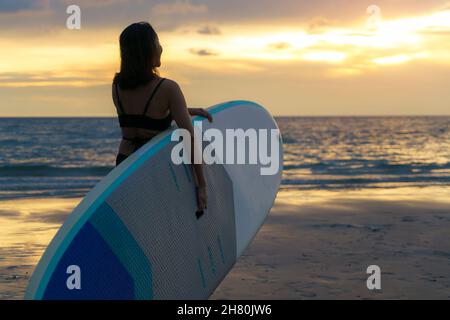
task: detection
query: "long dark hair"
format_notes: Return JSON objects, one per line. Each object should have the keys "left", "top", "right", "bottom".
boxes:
{"left": 113, "top": 22, "right": 159, "bottom": 90}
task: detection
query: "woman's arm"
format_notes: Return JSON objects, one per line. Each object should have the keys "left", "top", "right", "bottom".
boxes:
{"left": 188, "top": 108, "right": 213, "bottom": 122}
{"left": 166, "top": 80, "right": 207, "bottom": 210}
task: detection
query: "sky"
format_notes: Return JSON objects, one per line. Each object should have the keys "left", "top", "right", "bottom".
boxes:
{"left": 0, "top": 0, "right": 450, "bottom": 116}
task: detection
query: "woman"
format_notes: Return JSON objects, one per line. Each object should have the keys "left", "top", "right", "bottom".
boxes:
{"left": 112, "top": 22, "right": 210, "bottom": 211}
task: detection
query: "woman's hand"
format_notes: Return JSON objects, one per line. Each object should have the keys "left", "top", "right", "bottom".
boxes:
{"left": 196, "top": 185, "right": 208, "bottom": 212}
{"left": 188, "top": 108, "right": 213, "bottom": 122}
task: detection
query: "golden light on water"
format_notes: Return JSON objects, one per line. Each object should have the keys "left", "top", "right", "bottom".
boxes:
{"left": 0, "top": 198, "right": 80, "bottom": 272}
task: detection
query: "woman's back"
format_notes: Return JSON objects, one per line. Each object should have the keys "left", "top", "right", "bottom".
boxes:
{"left": 113, "top": 77, "right": 172, "bottom": 157}
{"left": 113, "top": 77, "right": 170, "bottom": 119}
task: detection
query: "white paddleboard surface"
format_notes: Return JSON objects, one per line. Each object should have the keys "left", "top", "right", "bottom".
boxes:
{"left": 25, "top": 100, "right": 283, "bottom": 300}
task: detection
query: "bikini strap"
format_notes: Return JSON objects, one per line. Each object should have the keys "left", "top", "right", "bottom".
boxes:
{"left": 143, "top": 78, "right": 166, "bottom": 115}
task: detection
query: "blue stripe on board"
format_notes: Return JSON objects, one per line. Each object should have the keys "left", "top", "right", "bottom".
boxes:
{"left": 182, "top": 162, "right": 192, "bottom": 183}
{"left": 43, "top": 222, "right": 134, "bottom": 300}
{"left": 89, "top": 202, "right": 153, "bottom": 300}
{"left": 207, "top": 246, "right": 216, "bottom": 276}
{"left": 197, "top": 258, "right": 207, "bottom": 289}
{"left": 168, "top": 162, "right": 180, "bottom": 192}
{"left": 218, "top": 236, "right": 225, "bottom": 265}
{"left": 32, "top": 101, "right": 262, "bottom": 299}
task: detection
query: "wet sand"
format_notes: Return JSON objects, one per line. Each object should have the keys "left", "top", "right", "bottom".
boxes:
{"left": 213, "top": 187, "right": 450, "bottom": 299}
{"left": 1, "top": 187, "right": 450, "bottom": 299}
{"left": 0, "top": 198, "right": 79, "bottom": 299}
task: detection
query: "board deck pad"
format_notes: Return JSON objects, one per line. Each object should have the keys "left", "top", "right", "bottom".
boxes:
{"left": 25, "top": 100, "right": 283, "bottom": 300}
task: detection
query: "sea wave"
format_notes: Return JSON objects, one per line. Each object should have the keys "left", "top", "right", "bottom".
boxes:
{"left": 283, "top": 161, "right": 450, "bottom": 175}
{"left": 0, "top": 165, "right": 113, "bottom": 177}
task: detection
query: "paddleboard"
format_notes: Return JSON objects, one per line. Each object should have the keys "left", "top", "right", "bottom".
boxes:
{"left": 25, "top": 100, "right": 283, "bottom": 300}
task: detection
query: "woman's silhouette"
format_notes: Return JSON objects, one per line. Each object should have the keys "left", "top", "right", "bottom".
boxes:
{"left": 112, "top": 22, "right": 210, "bottom": 211}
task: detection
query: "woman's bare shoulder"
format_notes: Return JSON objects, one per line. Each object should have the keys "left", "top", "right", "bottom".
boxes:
{"left": 161, "top": 78, "right": 181, "bottom": 91}
{"left": 160, "top": 78, "right": 184, "bottom": 100}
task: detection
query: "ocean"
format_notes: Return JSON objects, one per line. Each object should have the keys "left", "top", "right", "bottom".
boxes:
{"left": 0, "top": 116, "right": 449, "bottom": 200}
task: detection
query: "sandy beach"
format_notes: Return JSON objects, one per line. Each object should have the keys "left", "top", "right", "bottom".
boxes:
{"left": 1, "top": 186, "right": 450, "bottom": 300}
{"left": 213, "top": 187, "right": 450, "bottom": 299}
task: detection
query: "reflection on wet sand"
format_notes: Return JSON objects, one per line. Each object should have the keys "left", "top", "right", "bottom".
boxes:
{"left": 0, "top": 198, "right": 80, "bottom": 299}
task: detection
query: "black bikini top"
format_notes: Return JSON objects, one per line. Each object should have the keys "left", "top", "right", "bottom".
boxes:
{"left": 115, "top": 78, "right": 172, "bottom": 132}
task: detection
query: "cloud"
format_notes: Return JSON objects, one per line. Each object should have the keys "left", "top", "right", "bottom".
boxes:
{"left": 439, "top": 2, "right": 450, "bottom": 10}
{"left": 1, "top": 0, "right": 447, "bottom": 35}
{"left": 418, "top": 29, "right": 450, "bottom": 36}
{"left": 197, "top": 25, "right": 222, "bottom": 35}
{"left": 307, "top": 17, "right": 334, "bottom": 33}
{"left": 189, "top": 48, "right": 220, "bottom": 56}
{"left": 0, "top": 0, "right": 47, "bottom": 13}
{"left": 152, "top": 0, "right": 208, "bottom": 16}
{"left": 0, "top": 71, "right": 109, "bottom": 88}
{"left": 268, "top": 42, "right": 292, "bottom": 50}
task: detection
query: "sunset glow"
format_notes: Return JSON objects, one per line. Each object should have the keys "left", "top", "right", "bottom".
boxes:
{"left": 1, "top": 1, "right": 450, "bottom": 116}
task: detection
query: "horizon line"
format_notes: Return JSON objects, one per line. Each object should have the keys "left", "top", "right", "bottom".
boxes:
{"left": 1, "top": 115, "right": 450, "bottom": 119}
